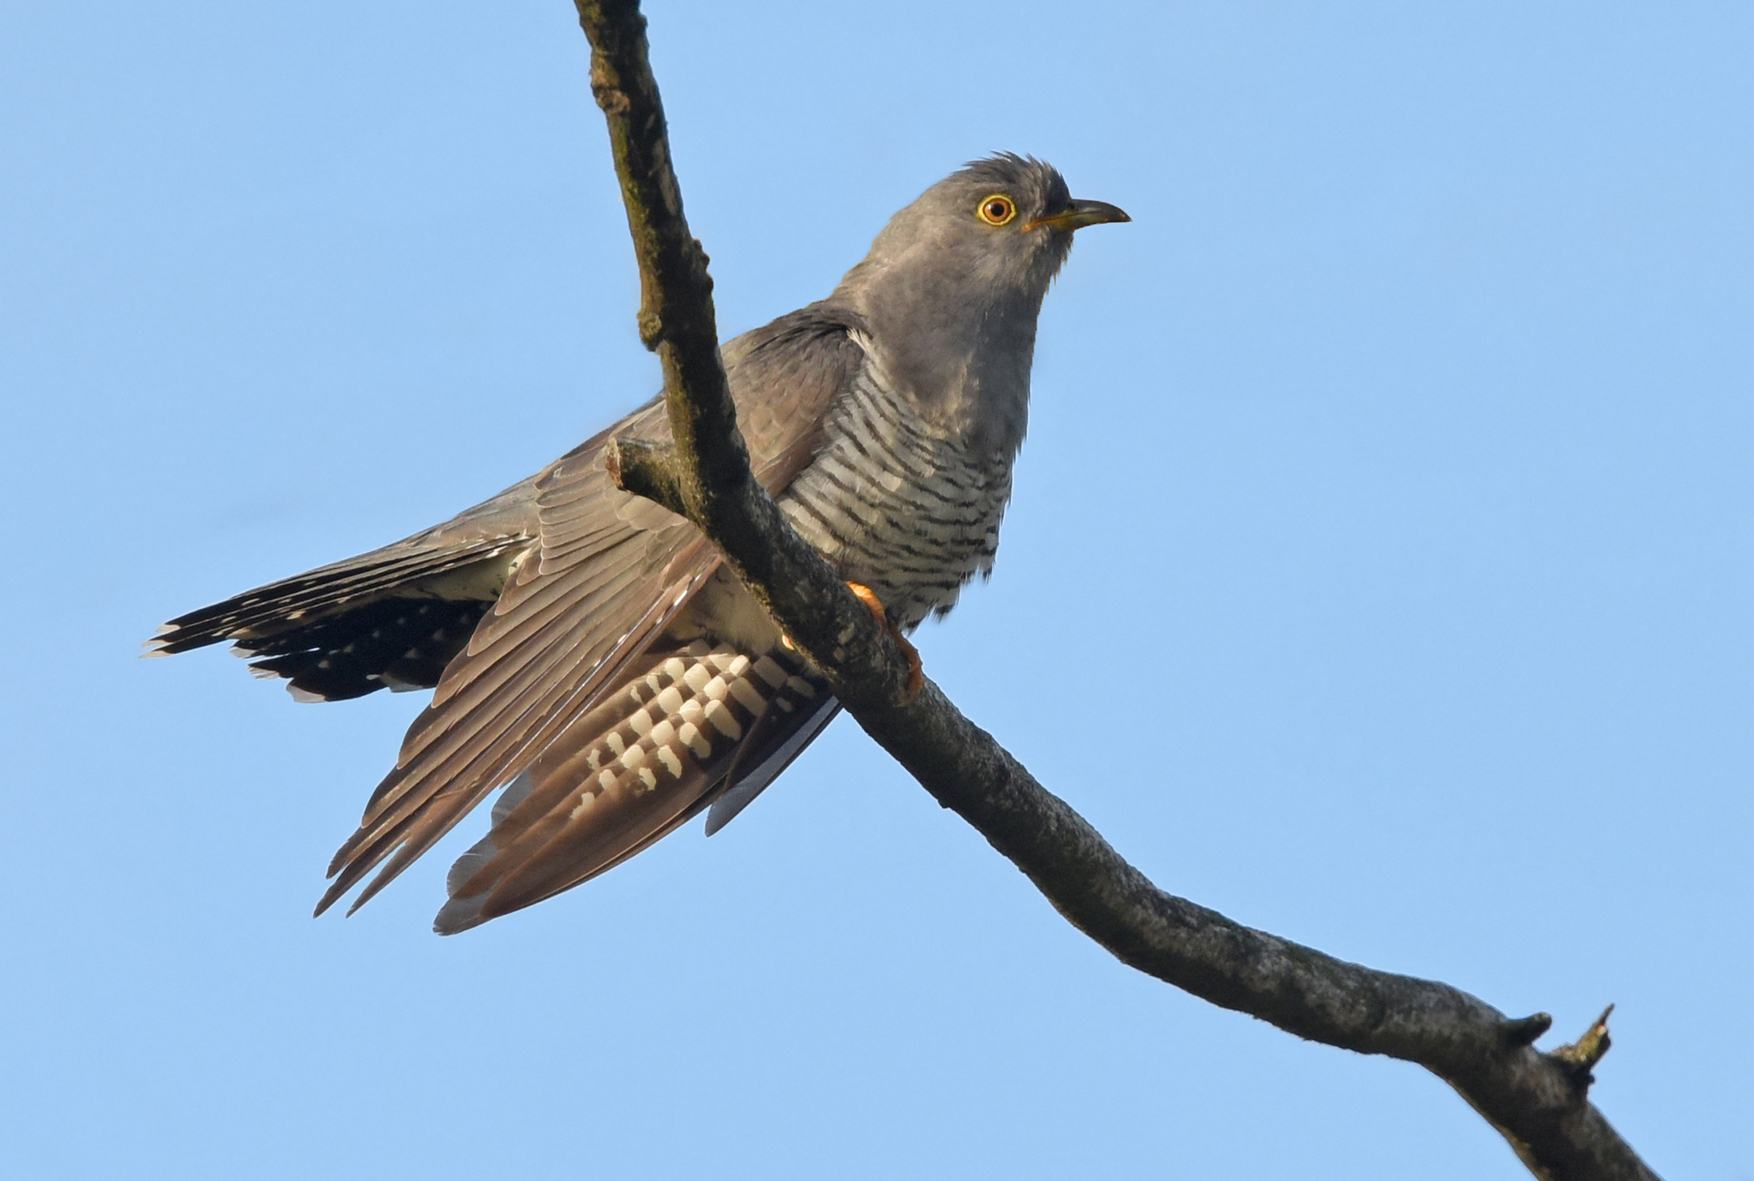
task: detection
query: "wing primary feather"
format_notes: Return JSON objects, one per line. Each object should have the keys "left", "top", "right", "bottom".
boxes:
{"left": 320, "top": 551, "right": 720, "bottom": 916}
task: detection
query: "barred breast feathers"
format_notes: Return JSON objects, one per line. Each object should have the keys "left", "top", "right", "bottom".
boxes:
{"left": 779, "top": 346, "right": 1017, "bottom": 628}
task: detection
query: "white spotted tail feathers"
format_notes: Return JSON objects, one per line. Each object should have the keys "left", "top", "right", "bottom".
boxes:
{"left": 434, "top": 638, "right": 835, "bottom": 933}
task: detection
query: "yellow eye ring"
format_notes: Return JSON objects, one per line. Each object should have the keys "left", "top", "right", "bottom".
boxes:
{"left": 976, "top": 194, "right": 1017, "bottom": 227}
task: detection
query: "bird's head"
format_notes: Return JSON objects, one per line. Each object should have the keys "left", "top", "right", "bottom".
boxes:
{"left": 839, "top": 154, "right": 1129, "bottom": 318}
{"left": 831, "top": 155, "right": 1129, "bottom": 446}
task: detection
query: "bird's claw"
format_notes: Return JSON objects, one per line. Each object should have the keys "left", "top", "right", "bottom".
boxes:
{"left": 846, "top": 582, "right": 923, "bottom": 700}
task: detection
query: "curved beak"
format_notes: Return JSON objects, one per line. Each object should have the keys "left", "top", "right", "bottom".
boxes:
{"left": 1025, "top": 197, "right": 1131, "bottom": 233}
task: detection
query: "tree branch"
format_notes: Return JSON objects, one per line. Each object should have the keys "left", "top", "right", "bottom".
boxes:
{"left": 571, "top": 3, "right": 1661, "bottom": 1178}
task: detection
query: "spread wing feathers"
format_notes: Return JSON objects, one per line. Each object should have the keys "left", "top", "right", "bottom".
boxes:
{"left": 316, "top": 306, "right": 871, "bottom": 920}
{"left": 433, "top": 637, "right": 834, "bottom": 933}
{"left": 316, "top": 511, "right": 716, "bottom": 917}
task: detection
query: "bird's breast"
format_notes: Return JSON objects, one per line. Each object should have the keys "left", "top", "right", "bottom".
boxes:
{"left": 779, "top": 365, "right": 1016, "bottom": 627}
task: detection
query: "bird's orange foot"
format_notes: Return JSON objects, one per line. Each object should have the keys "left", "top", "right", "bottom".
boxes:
{"left": 846, "top": 582, "right": 923, "bottom": 699}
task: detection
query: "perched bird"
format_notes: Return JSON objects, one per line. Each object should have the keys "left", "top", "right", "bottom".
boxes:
{"left": 149, "top": 155, "right": 1128, "bottom": 933}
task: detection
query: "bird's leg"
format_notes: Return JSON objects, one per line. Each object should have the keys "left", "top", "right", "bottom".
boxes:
{"left": 845, "top": 582, "right": 923, "bottom": 699}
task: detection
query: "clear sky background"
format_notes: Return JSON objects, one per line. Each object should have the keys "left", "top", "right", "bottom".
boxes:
{"left": 3, "top": 2, "right": 1748, "bottom": 1178}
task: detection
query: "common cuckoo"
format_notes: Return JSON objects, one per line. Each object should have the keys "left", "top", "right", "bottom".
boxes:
{"left": 150, "top": 155, "right": 1128, "bottom": 933}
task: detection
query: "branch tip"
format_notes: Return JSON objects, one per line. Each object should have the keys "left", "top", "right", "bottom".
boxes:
{"left": 1502, "top": 1012, "right": 1553, "bottom": 1048}
{"left": 1551, "top": 1004, "right": 1615, "bottom": 1081}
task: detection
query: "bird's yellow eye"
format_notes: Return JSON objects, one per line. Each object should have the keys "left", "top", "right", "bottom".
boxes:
{"left": 977, "top": 194, "right": 1017, "bottom": 227}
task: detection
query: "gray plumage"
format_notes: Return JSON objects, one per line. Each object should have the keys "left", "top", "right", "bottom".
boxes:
{"left": 148, "top": 154, "right": 1128, "bottom": 933}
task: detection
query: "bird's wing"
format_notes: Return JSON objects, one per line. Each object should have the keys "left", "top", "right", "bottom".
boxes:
{"left": 320, "top": 306, "right": 869, "bottom": 916}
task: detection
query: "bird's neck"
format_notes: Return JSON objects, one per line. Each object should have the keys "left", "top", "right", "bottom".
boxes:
{"left": 834, "top": 273, "right": 1042, "bottom": 459}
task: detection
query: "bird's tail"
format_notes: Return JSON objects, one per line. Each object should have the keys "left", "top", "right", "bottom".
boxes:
{"left": 144, "top": 535, "right": 527, "bottom": 701}
{"left": 431, "top": 635, "right": 836, "bottom": 934}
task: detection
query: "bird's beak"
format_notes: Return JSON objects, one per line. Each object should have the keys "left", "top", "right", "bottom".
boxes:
{"left": 1025, "top": 198, "right": 1131, "bottom": 233}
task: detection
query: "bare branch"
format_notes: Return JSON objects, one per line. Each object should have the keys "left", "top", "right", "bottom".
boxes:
{"left": 601, "top": 437, "right": 685, "bottom": 517}
{"left": 577, "top": 0, "right": 911, "bottom": 695}
{"left": 570, "top": 3, "right": 1662, "bottom": 1178}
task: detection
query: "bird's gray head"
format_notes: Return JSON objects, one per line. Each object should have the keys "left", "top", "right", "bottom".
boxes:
{"left": 830, "top": 154, "right": 1128, "bottom": 454}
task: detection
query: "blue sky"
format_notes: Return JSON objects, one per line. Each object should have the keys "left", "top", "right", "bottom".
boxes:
{"left": 3, "top": 2, "right": 1749, "bottom": 1177}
